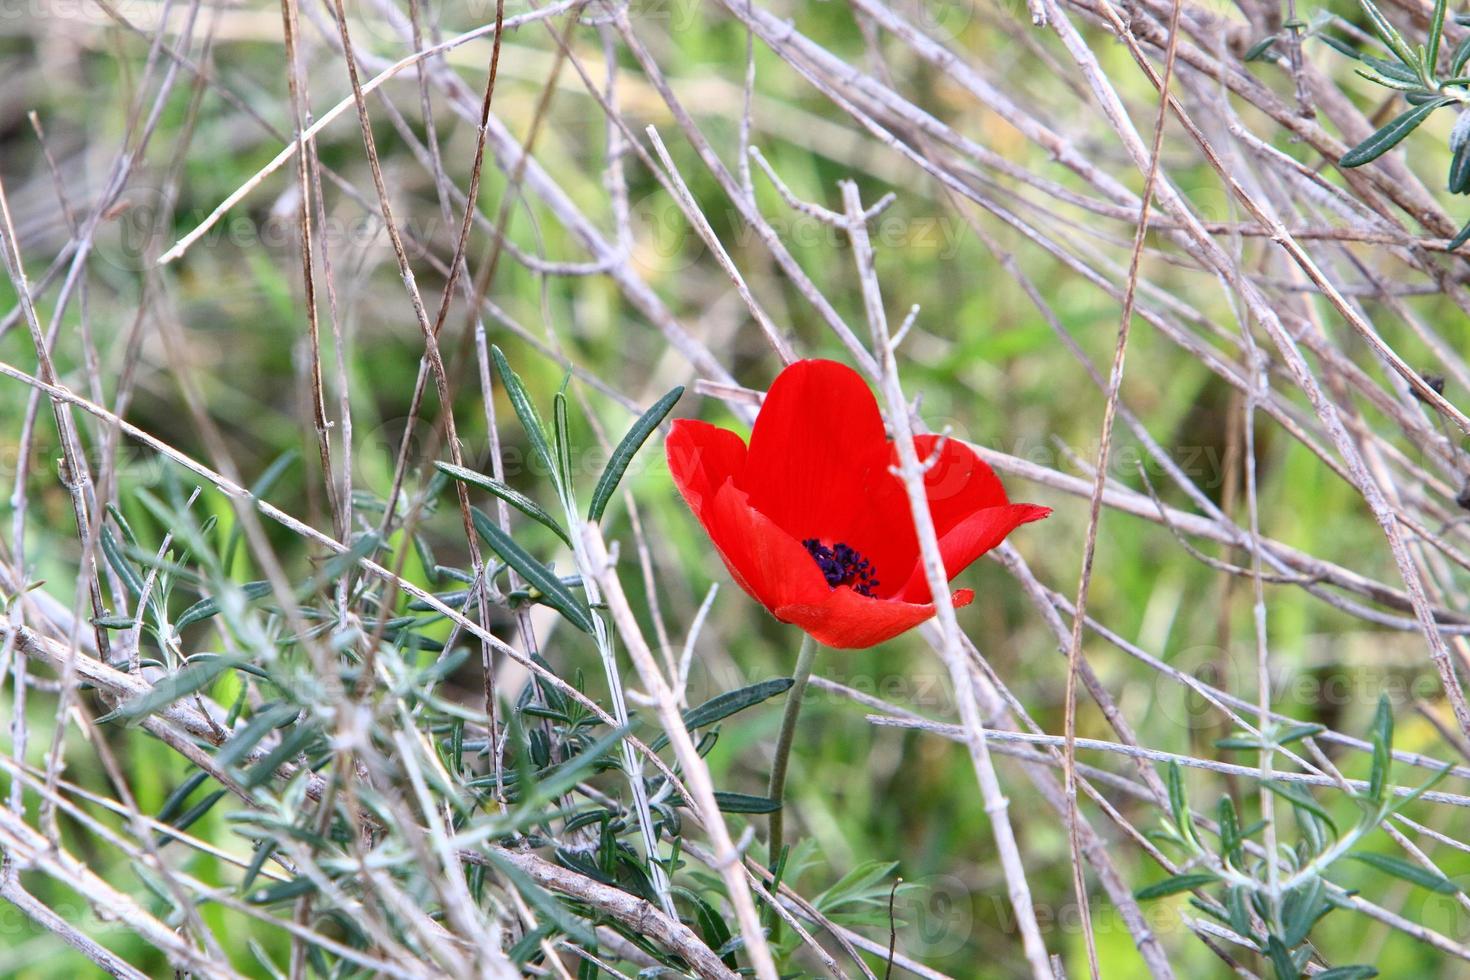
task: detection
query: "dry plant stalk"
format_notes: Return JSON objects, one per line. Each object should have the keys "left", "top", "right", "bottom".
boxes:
{"left": 4, "top": 0, "right": 1470, "bottom": 974}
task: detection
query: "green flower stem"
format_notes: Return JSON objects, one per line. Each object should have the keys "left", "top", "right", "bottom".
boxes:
{"left": 767, "top": 634, "right": 818, "bottom": 885}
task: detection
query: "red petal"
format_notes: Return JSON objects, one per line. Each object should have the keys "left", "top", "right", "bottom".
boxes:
{"left": 846, "top": 437, "right": 1018, "bottom": 596}
{"left": 704, "top": 479, "right": 831, "bottom": 613}
{"left": 741, "top": 360, "right": 890, "bottom": 546}
{"left": 667, "top": 419, "right": 747, "bottom": 517}
{"left": 912, "top": 435, "right": 1011, "bottom": 536}
{"left": 776, "top": 587, "right": 975, "bottom": 649}
{"left": 899, "top": 503, "right": 1051, "bottom": 603}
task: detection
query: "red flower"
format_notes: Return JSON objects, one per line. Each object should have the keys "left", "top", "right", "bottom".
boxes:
{"left": 666, "top": 359, "right": 1050, "bottom": 649}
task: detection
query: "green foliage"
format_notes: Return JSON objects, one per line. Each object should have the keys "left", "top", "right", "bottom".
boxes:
{"left": 1137, "top": 696, "right": 1449, "bottom": 979}
{"left": 1321, "top": 0, "right": 1470, "bottom": 242}
{"left": 587, "top": 384, "right": 684, "bottom": 523}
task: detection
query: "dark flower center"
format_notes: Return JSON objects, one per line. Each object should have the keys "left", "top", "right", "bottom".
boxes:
{"left": 802, "top": 539, "right": 880, "bottom": 597}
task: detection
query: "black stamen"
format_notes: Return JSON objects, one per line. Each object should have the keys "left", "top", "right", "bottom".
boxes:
{"left": 802, "top": 539, "right": 881, "bottom": 597}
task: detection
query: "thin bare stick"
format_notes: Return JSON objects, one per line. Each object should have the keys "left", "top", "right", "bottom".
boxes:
{"left": 839, "top": 180, "right": 1052, "bottom": 979}
{"left": 582, "top": 524, "right": 779, "bottom": 980}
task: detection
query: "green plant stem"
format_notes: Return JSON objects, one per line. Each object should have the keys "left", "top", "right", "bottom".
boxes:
{"left": 767, "top": 634, "right": 818, "bottom": 883}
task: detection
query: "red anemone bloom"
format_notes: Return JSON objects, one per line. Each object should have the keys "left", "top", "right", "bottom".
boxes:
{"left": 666, "top": 359, "right": 1050, "bottom": 649}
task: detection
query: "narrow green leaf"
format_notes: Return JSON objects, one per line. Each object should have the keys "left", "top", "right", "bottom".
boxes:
{"left": 155, "top": 789, "right": 228, "bottom": 847}
{"left": 243, "top": 725, "right": 319, "bottom": 788}
{"left": 246, "top": 876, "right": 317, "bottom": 905}
{"left": 1340, "top": 98, "right": 1448, "bottom": 167}
{"left": 506, "top": 576, "right": 584, "bottom": 609}
{"left": 1217, "top": 795, "right": 1244, "bottom": 866}
{"left": 588, "top": 385, "right": 684, "bottom": 523}
{"left": 1227, "top": 886, "right": 1252, "bottom": 940}
{"left": 408, "top": 589, "right": 471, "bottom": 612}
{"left": 421, "top": 646, "right": 472, "bottom": 684}
{"left": 1188, "top": 896, "right": 1230, "bottom": 927}
{"left": 481, "top": 850, "right": 597, "bottom": 948}
{"left": 240, "top": 839, "right": 279, "bottom": 894}
{"left": 1297, "top": 805, "right": 1330, "bottom": 855}
{"left": 1134, "top": 872, "right": 1217, "bottom": 900}
{"left": 1315, "top": 967, "right": 1379, "bottom": 979}
{"left": 530, "top": 652, "right": 568, "bottom": 715}
{"left": 414, "top": 533, "right": 439, "bottom": 584}
{"left": 508, "top": 921, "right": 556, "bottom": 965}
{"left": 156, "top": 770, "right": 211, "bottom": 825}
{"left": 553, "top": 386, "right": 575, "bottom": 500}
{"left": 531, "top": 733, "right": 555, "bottom": 785}
{"left": 650, "top": 677, "right": 795, "bottom": 752}
{"left": 174, "top": 581, "right": 272, "bottom": 632}
{"left": 1360, "top": 0, "right": 1422, "bottom": 67}
{"left": 1428, "top": 0, "right": 1448, "bottom": 69}
{"left": 470, "top": 509, "right": 594, "bottom": 634}
{"left": 1318, "top": 34, "right": 1362, "bottom": 60}
{"left": 815, "top": 859, "right": 901, "bottom": 909}
{"left": 1369, "top": 692, "right": 1393, "bottom": 804}
{"left": 711, "top": 791, "right": 781, "bottom": 813}
{"left": 1363, "top": 54, "right": 1420, "bottom": 83}
{"left": 684, "top": 677, "right": 794, "bottom": 731}
{"left": 101, "top": 527, "right": 145, "bottom": 599}
{"left": 447, "top": 717, "right": 465, "bottom": 776}
{"left": 1450, "top": 217, "right": 1470, "bottom": 251}
{"left": 512, "top": 725, "right": 631, "bottom": 820}
{"left": 1214, "top": 736, "right": 1263, "bottom": 751}
{"left": 1453, "top": 37, "right": 1470, "bottom": 76}
{"left": 245, "top": 939, "right": 284, "bottom": 980}
{"left": 1266, "top": 934, "right": 1300, "bottom": 979}
{"left": 1263, "top": 780, "right": 1339, "bottom": 836}
{"left": 1276, "top": 723, "right": 1326, "bottom": 746}
{"left": 1245, "top": 35, "right": 1279, "bottom": 61}
{"left": 490, "top": 345, "right": 555, "bottom": 485}
{"left": 1282, "top": 875, "right": 1324, "bottom": 946}
{"left": 436, "top": 462, "right": 570, "bottom": 545}
{"left": 106, "top": 503, "right": 138, "bottom": 546}
{"left": 1353, "top": 67, "right": 1433, "bottom": 92}
{"left": 97, "top": 655, "right": 243, "bottom": 726}
{"left": 673, "top": 886, "right": 737, "bottom": 968}
{"left": 1386, "top": 761, "right": 1455, "bottom": 818}
{"left": 217, "top": 704, "right": 300, "bottom": 769}
{"left": 1451, "top": 142, "right": 1470, "bottom": 195}
{"left": 1166, "top": 762, "right": 1199, "bottom": 847}
{"left": 131, "top": 861, "right": 178, "bottom": 913}
{"left": 317, "top": 532, "right": 381, "bottom": 583}
{"left": 1348, "top": 851, "right": 1460, "bottom": 893}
